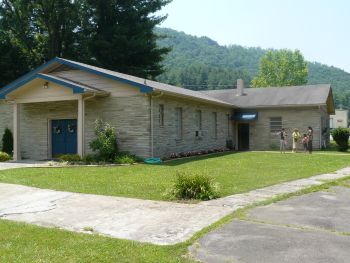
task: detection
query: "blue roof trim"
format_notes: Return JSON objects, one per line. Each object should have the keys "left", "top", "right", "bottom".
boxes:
{"left": 0, "top": 57, "right": 153, "bottom": 100}
{"left": 0, "top": 73, "right": 84, "bottom": 99}
{"left": 0, "top": 59, "right": 59, "bottom": 99}
{"left": 54, "top": 58, "right": 153, "bottom": 93}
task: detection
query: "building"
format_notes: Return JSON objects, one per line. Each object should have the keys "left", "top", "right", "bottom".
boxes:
{"left": 0, "top": 58, "right": 335, "bottom": 160}
{"left": 330, "top": 109, "right": 349, "bottom": 129}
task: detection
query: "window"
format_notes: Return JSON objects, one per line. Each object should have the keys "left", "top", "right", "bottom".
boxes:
{"left": 212, "top": 112, "right": 217, "bottom": 139}
{"left": 195, "top": 110, "right": 202, "bottom": 130}
{"left": 175, "top": 107, "right": 183, "bottom": 139}
{"left": 270, "top": 117, "right": 282, "bottom": 133}
{"left": 159, "top": 104, "right": 164, "bottom": 127}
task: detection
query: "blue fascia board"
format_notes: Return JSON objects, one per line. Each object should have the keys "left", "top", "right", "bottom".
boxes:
{"left": 0, "top": 73, "right": 84, "bottom": 99}
{"left": 0, "top": 58, "right": 59, "bottom": 98}
{"left": 0, "top": 57, "right": 153, "bottom": 100}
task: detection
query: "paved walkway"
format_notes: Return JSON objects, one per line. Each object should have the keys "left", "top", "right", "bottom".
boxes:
{"left": 0, "top": 166, "right": 349, "bottom": 245}
{"left": 0, "top": 160, "right": 50, "bottom": 170}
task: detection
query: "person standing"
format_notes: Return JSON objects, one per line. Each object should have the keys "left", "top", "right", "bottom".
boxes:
{"left": 279, "top": 128, "right": 287, "bottom": 153}
{"left": 307, "top": 126, "right": 313, "bottom": 154}
{"left": 302, "top": 134, "right": 308, "bottom": 153}
{"left": 292, "top": 128, "right": 301, "bottom": 153}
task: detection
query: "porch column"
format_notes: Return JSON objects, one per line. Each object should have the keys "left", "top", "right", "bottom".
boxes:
{"left": 77, "top": 96, "right": 85, "bottom": 157}
{"left": 13, "top": 103, "right": 21, "bottom": 161}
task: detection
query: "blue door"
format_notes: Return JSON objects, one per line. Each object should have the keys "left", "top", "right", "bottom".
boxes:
{"left": 52, "top": 119, "right": 77, "bottom": 156}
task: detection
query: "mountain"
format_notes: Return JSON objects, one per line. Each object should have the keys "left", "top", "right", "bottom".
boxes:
{"left": 155, "top": 27, "right": 350, "bottom": 109}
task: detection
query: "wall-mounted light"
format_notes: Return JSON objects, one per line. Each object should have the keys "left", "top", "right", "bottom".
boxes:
{"left": 43, "top": 82, "right": 49, "bottom": 89}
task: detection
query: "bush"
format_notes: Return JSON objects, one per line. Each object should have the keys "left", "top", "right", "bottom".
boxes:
{"left": 114, "top": 152, "right": 139, "bottom": 164}
{"left": 89, "top": 119, "right": 118, "bottom": 162}
{"left": 1, "top": 128, "right": 13, "bottom": 155}
{"left": 331, "top": 128, "right": 350, "bottom": 152}
{"left": 58, "top": 154, "right": 81, "bottom": 163}
{"left": 0, "top": 151, "right": 11, "bottom": 162}
{"left": 82, "top": 154, "right": 96, "bottom": 164}
{"left": 171, "top": 171, "right": 219, "bottom": 200}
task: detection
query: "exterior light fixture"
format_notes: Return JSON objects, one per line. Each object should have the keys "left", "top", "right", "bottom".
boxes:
{"left": 43, "top": 82, "right": 49, "bottom": 89}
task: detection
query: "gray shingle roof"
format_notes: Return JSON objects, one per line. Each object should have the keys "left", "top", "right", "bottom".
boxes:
{"left": 200, "top": 84, "right": 332, "bottom": 108}
{"left": 50, "top": 59, "right": 333, "bottom": 110}
{"left": 58, "top": 58, "right": 233, "bottom": 107}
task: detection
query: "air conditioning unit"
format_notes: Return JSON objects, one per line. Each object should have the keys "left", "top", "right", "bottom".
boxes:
{"left": 196, "top": 130, "right": 204, "bottom": 138}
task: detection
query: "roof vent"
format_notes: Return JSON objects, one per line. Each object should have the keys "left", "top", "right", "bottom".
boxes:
{"left": 236, "top": 79, "right": 244, "bottom": 96}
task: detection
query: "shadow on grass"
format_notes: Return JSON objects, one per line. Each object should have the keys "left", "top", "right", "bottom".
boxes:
{"left": 158, "top": 151, "right": 240, "bottom": 167}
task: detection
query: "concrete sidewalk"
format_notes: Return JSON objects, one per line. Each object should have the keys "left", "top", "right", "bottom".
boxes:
{"left": 0, "top": 167, "right": 349, "bottom": 245}
{"left": 0, "top": 160, "right": 50, "bottom": 171}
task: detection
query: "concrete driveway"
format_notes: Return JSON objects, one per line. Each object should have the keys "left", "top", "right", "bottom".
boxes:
{"left": 190, "top": 183, "right": 350, "bottom": 263}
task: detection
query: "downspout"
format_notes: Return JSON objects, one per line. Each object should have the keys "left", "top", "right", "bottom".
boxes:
{"left": 149, "top": 91, "right": 163, "bottom": 158}
{"left": 150, "top": 95, "right": 154, "bottom": 158}
{"left": 318, "top": 105, "right": 322, "bottom": 149}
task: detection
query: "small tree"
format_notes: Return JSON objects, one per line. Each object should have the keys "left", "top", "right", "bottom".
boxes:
{"left": 331, "top": 128, "right": 350, "bottom": 152}
{"left": 251, "top": 49, "right": 308, "bottom": 88}
{"left": 2, "top": 128, "right": 13, "bottom": 155}
{"left": 89, "top": 119, "right": 118, "bottom": 161}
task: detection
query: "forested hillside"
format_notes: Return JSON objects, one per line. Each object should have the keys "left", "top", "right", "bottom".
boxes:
{"left": 156, "top": 28, "right": 350, "bottom": 109}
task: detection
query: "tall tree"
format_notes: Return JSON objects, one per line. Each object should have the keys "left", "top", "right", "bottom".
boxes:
{"left": 34, "top": 0, "right": 84, "bottom": 60}
{"left": 0, "top": 0, "right": 171, "bottom": 87}
{"left": 251, "top": 49, "right": 308, "bottom": 88}
{"left": 86, "top": 0, "right": 171, "bottom": 79}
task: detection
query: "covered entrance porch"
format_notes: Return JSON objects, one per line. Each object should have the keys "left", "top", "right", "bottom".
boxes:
{"left": 0, "top": 72, "right": 108, "bottom": 160}
{"left": 12, "top": 97, "right": 85, "bottom": 161}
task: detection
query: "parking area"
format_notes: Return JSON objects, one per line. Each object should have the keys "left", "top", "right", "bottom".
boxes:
{"left": 190, "top": 183, "right": 350, "bottom": 263}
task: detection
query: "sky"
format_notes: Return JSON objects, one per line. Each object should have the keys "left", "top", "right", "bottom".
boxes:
{"left": 157, "top": 0, "right": 350, "bottom": 72}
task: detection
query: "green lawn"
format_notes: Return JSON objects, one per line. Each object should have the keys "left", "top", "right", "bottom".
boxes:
{"left": 0, "top": 219, "right": 193, "bottom": 263}
{"left": 0, "top": 152, "right": 349, "bottom": 201}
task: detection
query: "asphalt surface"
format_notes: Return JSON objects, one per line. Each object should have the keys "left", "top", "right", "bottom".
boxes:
{"left": 190, "top": 184, "right": 350, "bottom": 263}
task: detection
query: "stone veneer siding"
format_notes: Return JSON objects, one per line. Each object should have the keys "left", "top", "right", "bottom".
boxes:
{"left": 84, "top": 95, "right": 151, "bottom": 158}
{"left": 0, "top": 97, "right": 330, "bottom": 159}
{"left": 244, "top": 107, "right": 326, "bottom": 151}
{"left": 151, "top": 95, "right": 233, "bottom": 157}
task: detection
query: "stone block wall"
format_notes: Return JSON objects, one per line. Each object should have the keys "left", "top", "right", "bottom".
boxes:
{"left": 84, "top": 95, "right": 151, "bottom": 158}
{"left": 151, "top": 95, "right": 234, "bottom": 157}
{"left": 246, "top": 107, "right": 324, "bottom": 150}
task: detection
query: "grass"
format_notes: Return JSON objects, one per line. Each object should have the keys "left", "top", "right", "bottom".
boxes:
{"left": 0, "top": 152, "right": 349, "bottom": 201}
{"left": 2, "top": 175, "right": 349, "bottom": 263}
{"left": 322, "top": 140, "right": 350, "bottom": 153}
{"left": 0, "top": 219, "right": 194, "bottom": 263}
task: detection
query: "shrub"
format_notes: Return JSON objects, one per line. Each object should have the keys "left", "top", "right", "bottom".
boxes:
{"left": 114, "top": 152, "right": 139, "bottom": 164}
{"left": 331, "top": 128, "right": 350, "bottom": 152}
{"left": 89, "top": 119, "right": 118, "bottom": 162}
{"left": 58, "top": 154, "right": 81, "bottom": 163}
{"left": 171, "top": 171, "right": 219, "bottom": 200}
{"left": 82, "top": 154, "right": 96, "bottom": 164}
{"left": 0, "top": 151, "right": 11, "bottom": 162}
{"left": 1, "top": 128, "right": 13, "bottom": 155}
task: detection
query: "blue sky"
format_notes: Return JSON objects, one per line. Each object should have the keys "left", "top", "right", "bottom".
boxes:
{"left": 157, "top": 0, "right": 350, "bottom": 72}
